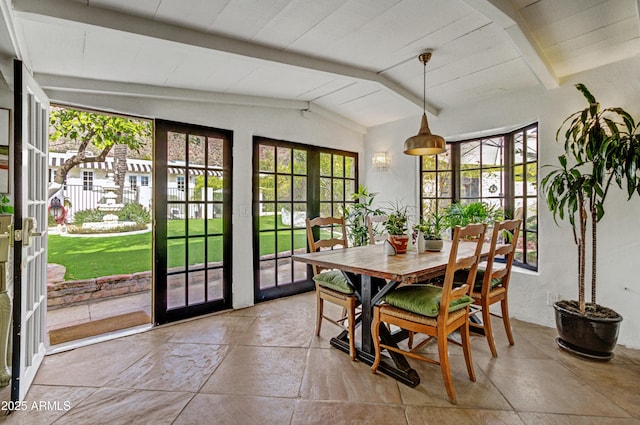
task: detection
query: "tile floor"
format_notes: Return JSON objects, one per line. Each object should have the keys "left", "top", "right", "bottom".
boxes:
{"left": 2, "top": 291, "right": 640, "bottom": 425}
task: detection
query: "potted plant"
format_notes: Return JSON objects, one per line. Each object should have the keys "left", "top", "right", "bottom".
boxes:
{"left": 0, "top": 194, "right": 13, "bottom": 263}
{"left": 342, "top": 185, "right": 383, "bottom": 247}
{"left": 444, "top": 201, "right": 503, "bottom": 228}
{"left": 542, "top": 84, "right": 640, "bottom": 360}
{"left": 414, "top": 209, "right": 448, "bottom": 252}
{"left": 383, "top": 202, "right": 410, "bottom": 254}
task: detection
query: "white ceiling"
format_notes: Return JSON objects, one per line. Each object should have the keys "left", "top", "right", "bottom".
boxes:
{"left": 3, "top": 0, "right": 640, "bottom": 129}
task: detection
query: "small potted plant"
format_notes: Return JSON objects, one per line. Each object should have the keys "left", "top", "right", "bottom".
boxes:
{"left": 0, "top": 194, "right": 13, "bottom": 263}
{"left": 414, "top": 209, "right": 448, "bottom": 252}
{"left": 383, "top": 202, "right": 410, "bottom": 254}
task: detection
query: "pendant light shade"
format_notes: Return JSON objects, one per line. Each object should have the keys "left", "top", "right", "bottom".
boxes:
{"left": 403, "top": 113, "right": 445, "bottom": 155}
{"left": 403, "top": 50, "right": 445, "bottom": 156}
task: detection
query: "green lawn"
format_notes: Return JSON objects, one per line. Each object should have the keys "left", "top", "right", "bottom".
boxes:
{"left": 49, "top": 215, "right": 310, "bottom": 281}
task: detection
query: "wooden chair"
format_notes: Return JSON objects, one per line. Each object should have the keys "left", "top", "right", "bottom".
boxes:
{"left": 371, "top": 223, "right": 487, "bottom": 404}
{"left": 366, "top": 214, "right": 388, "bottom": 245}
{"left": 468, "top": 219, "right": 521, "bottom": 357}
{"left": 306, "top": 216, "right": 358, "bottom": 360}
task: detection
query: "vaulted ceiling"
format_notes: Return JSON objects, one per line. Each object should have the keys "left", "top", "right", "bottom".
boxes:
{"left": 2, "top": 0, "right": 639, "bottom": 129}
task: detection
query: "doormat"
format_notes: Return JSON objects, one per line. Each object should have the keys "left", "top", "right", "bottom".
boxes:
{"left": 49, "top": 311, "right": 151, "bottom": 345}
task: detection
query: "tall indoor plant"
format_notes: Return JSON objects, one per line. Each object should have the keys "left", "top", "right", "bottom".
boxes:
{"left": 542, "top": 84, "right": 640, "bottom": 359}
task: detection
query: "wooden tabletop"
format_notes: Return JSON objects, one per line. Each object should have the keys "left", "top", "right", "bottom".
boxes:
{"left": 292, "top": 241, "right": 491, "bottom": 284}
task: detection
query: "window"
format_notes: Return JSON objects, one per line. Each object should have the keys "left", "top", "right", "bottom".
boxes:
{"left": 141, "top": 176, "right": 149, "bottom": 186}
{"left": 129, "top": 175, "right": 138, "bottom": 188}
{"left": 82, "top": 171, "right": 93, "bottom": 191}
{"left": 176, "top": 175, "right": 185, "bottom": 191}
{"left": 420, "top": 123, "right": 538, "bottom": 270}
{"left": 253, "top": 137, "right": 358, "bottom": 302}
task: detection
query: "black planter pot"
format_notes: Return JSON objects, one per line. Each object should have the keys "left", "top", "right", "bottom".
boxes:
{"left": 554, "top": 302, "right": 623, "bottom": 361}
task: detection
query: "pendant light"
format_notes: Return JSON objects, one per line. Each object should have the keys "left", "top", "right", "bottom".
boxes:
{"left": 403, "top": 50, "right": 445, "bottom": 156}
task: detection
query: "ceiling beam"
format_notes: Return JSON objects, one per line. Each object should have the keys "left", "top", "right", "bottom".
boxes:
{"left": 35, "top": 73, "right": 368, "bottom": 134}
{"left": 463, "top": 0, "right": 558, "bottom": 89}
{"left": 13, "top": 0, "right": 439, "bottom": 116}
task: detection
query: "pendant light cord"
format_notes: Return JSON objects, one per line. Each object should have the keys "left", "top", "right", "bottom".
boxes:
{"left": 423, "top": 60, "right": 426, "bottom": 114}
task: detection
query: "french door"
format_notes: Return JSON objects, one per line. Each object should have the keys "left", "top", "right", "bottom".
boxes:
{"left": 153, "top": 120, "right": 232, "bottom": 324}
{"left": 253, "top": 137, "right": 358, "bottom": 302}
{"left": 11, "top": 60, "right": 49, "bottom": 401}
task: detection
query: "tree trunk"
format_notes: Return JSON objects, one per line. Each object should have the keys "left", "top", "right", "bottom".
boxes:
{"left": 113, "top": 144, "right": 128, "bottom": 204}
{"left": 578, "top": 198, "right": 587, "bottom": 314}
{"left": 591, "top": 206, "right": 597, "bottom": 305}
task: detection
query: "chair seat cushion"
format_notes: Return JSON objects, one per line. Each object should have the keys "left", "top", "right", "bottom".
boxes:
{"left": 472, "top": 269, "right": 503, "bottom": 292}
{"left": 313, "top": 270, "right": 354, "bottom": 294}
{"left": 382, "top": 284, "right": 473, "bottom": 317}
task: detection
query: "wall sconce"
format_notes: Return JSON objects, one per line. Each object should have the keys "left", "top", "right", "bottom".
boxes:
{"left": 372, "top": 152, "right": 390, "bottom": 172}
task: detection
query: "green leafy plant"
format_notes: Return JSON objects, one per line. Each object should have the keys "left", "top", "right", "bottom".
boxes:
{"left": 414, "top": 209, "right": 448, "bottom": 240}
{"left": 542, "top": 83, "right": 640, "bottom": 317}
{"left": 383, "top": 201, "right": 410, "bottom": 235}
{"left": 0, "top": 194, "right": 14, "bottom": 214}
{"left": 117, "top": 202, "right": 151, "bottom": 225}
{"left": 342, "top": 185, "right": 383, "bottom": 246}
{"left": 444, "top": 201, "right": 503, "bottom": 228}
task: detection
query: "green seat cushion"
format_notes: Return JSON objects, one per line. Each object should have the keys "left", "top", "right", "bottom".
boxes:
{"left": 313, "top": 270, "right": 354, "bottom": 294}
{"left": 383, "top": 284, "right": 473, "bottom": 317}
{"left": 472, "top": 269, "right": 503, "bottom": 292}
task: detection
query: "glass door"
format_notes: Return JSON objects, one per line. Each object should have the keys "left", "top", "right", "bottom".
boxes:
{"left": 154, "top": 120, "right": 232, "bottom": 324}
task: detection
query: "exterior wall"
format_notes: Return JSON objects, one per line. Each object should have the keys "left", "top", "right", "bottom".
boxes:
{"left": 364, "top": 56, "right": 640, "bottom": 349}
{"left": 44, "top": 91, "right": 365, "bottom": 310}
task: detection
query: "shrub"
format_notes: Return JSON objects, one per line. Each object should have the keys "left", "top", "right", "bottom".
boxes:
{"left": 73, "top": 208, "right": 106, "bottom": 224}
{"left": 118, "top": 202, "right": 151, "bottom": 225}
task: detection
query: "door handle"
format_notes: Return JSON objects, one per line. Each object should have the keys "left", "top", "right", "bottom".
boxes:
{"left": 23, "top": 217, "right": 42, "bottom": 247}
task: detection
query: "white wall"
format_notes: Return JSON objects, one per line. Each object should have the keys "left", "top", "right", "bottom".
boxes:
{"left": 45, "top": 92, "right": 365, "bottom": 310}
{"left": 364, "top": 56, "right": 640, "bottom": 349}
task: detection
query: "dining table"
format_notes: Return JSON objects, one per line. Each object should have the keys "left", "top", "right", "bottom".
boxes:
{"left": 292, "top": 240, "right": 491, "bottom": 387}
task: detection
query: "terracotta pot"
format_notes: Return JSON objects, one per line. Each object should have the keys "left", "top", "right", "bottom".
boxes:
{"left": 388, "top": 234, "right": 409, "bottom": 254}
{"left": 554, "top": 301, "right": 622, "bottom": 361}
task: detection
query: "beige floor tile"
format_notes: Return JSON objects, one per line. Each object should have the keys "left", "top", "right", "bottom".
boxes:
{"left": 2, "top": 385, "right": 96, "bottom": 425}
{"left": 173, "top": 394, "right": 295, "bottom": 425}
{"left": 476, "top": 356, "right": 631, "bottom": 417}
{"left": 164, "top": 314, "right": 255, "bottom": 345}
{"left": 300, "top": 348, "right": 403, "bottom": 405}
{"left": 47, "top": 388, "right": 192, "bottom": 425}
{"left": 406, "top": 405, "right": 525, "bottom": 425}
{"left": 556, "top": 356, "right": 640, "bottom": 418}
{"left": 236, "top": 314, "right": 314, "bottom": 348}
{"left": 398, "top": 353, "right": 512, "bottom": 409}
{"left": 200, "top": 345, "right": 307, "bottom": 398}
{"left": 519, "top": 412, "right": 640, "bottom": 425}
{"left": 106, "top": 342, "right": 229, "bottom": 392}
{"left": 46, "top": 304, "right": 90, "bottom": 329}
{"left": 291, "top": 400, "right": 408, "bottom": 425}
{"left": 33, "top": 338, "right": 157, "bottom": 387}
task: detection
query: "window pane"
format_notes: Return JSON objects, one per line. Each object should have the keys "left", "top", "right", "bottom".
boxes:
{"left": 293, "top": 176, "right": 306, "bottom": 201}
{"left": 461, "top": 141, "right": 480, "bottom": 167}
{"left": 320, "top": 202, "right": 331, "bottom": 217}
{"left": 277, "top": 147, "right": 291, "bottom": 173}
{"left": 482, "top": 138, "right": 503, "bottom": 167}
{"left": 259, "top": 231, "right": 276, "bottom": 258}
{"left": 526, "top": 163, "right": 538, "bottom": 196}
{"left": 168, "top": 239, "right": 186, "bottom": 270}
{"left": 168, "top": 132, "right": 187, "bottom": 162}
{"left": 277, "top": 203, "right": 293, "bottom": 229}
{"left": 526, "top": 128, "right": 538, "bottom": 159}
{"left": 422, "top": 155, "right": 436, "bottom": 170}
{"left": 293, "top": 204, "right": 307, "bottom": 230}
{"left": 320, "top": 177, "right": 331, "bottom": 201}
{"left": 167, "top": 273, "right": 186, "bottom": 309}
{"left": 345, "top": 180, "right": 356, "bottom": 201}
{"left": 208, "top": 137, "right": 223, "bottom": 168}
{"left": 189, "top": 134, "right": 206, "bottom": 168}
{"left": 207, "top": 236, "right": 223, "bottom": 264}
{"left": 333, "top": 155, "right": 344, "bottom": 177}
{"left": 514, "top": 132, "right": 524, "bottom": 164}
{"left": 259, "top": 260, "right": 276, "bottom": 289}
{"left": 207, "top": 268, "right": 223, "bottom": 301}
{"left": 259, "top": 145, "right": 275, "bottom": 172}
{"left": 460, "top": 170, "right": 479, "bottom": 199}
{"left": 293, "top": 149, "right": 307, "bottom": 174}
{"left": 260, "top": 174, "right": 275, "bottom": 202}
{"left": 482, "top": 167, "right": 503, "bottom": 198}
{"left": 527, "top": 198, "right": 538, "bottom": 231}
{"left": 188, "top": 270, "right": 205, "bottom": 305}
{"left": 188, "top": 237, "right": 205, "bottom": 270}
{"left": 440, "top": 171, "right": 452, "bottom": 198}
{"left": 422, "top": 172, "right": 436, "bottom": 197}
{"left": 260, "top": 211, "right": 275, "bottom": 230}
{"left": 345, "top": 156, "right": 355, "bottom": 178}
{"left": 332, "top": 179, "right": 344, "bottom": 201}
{"left": 514, "top": 164, "right": 525, "bottom": 197}
{"left": 277, "top": 230, "right": 293, "bottom": 257}
{"left": 277, "top": 175, "right": 292, "bottom": 201}
{"left": 320, "top": 153, "right": 331, "bottom": 176}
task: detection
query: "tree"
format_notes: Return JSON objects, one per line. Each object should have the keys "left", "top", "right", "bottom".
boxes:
{"left": 49, "top": 107, "right": 151, "bottom": 197}
{"left": 542, "top": 84, "right": 640, "bottom": 315}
